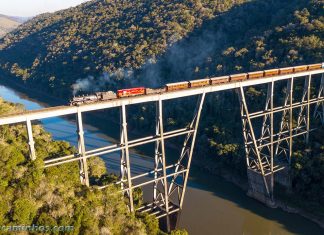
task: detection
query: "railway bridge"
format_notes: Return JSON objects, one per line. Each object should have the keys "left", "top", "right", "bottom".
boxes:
{"left": 0, "top": 65, "right": 323, "bottom": 231}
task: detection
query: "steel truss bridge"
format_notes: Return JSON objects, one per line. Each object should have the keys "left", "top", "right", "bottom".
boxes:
{"left": 0, "top": 68, "right": 323, "bottom": 230}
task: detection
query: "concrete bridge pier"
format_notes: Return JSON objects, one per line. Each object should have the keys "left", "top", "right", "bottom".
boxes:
{"left": 246, "top": 169, "right": 275, "bottom": 207}
{"left": 159, "top": 212, "right": 181, "bottom": 232}
{"left": 273, "top": 165, "right": 291, "bottom": 193}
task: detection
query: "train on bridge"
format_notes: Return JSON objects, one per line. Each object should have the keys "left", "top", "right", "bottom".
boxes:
{"left": 70, "top": 63, "right": 324, "bottom": 106}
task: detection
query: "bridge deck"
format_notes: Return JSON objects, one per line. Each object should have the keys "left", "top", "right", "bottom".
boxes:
{"left": 0, "top": 69, "right": 323, "bottom": 125}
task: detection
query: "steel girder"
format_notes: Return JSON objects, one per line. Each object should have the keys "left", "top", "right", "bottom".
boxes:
{"left": 76, "top": 110, "right": 90, "bottom": 187}
{"left": 275, "top": 78, "right": 294, "bottom": 164}
{"left": 139, "top": 93, "right": 206, "bottom": 222}
{"left": 152, "top": 98, "right": 171, "bottom": 227}
{"left": 168, "top": 93, "right": 206, "bottom": 209}
{"left": 295, "top": 75, "right": 311, "bottom": 144}
{"left": 314, "top": 74, "right": 324, "bottom": 125}
{"left": 26, "top": 118, "right": 36, "bottom": 161}
{"left": 120, "top": 104, "right": 135, "bottom": 212}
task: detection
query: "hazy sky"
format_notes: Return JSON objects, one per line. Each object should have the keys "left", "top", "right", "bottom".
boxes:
{"left": 0, "top": 0, "right": 90, "bottom": 17}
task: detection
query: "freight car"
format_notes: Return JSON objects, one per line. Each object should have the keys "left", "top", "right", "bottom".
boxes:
{"left": 189, "top": 78, "right": 210, "bottom": 88}
{"left": 166, "top": 81, "right": 189, "bottom": 91}
{"left": 279, "top": 67, "right": 294, "bottom": 75}
{"left": 264, "top": 69, "right": 279, "bottom": 77}
{"left": 230, "top": 73, "right": 247, "bottom": 82}
{"left": 146, "top": 88, "right": 165, "bottom": 95}
{"left": 248, "top": 71, "right": 264, "bottom": 79}
{"left": 294, "top": 65, "right": 308, "bottom": 73}
{"left": 308, "top": 63, "right": 322, "bottom": 70}
{"left": 211, "top": 76, "right": 229, "bottom": 84}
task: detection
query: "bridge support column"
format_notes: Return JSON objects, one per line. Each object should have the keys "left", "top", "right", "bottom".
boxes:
{"left": 120, "top": 104, "right": 134, "bottom": 212}
{"left": 275, "top": 77, "right": 294, "bottom": 165}
{"left": 314, "top": 74, "right": 324, "bottom": 125}
{"left": 153, "top": 98, "right": 171, "bottom": 230}
{"left": 26, "top": 118, "right": 36, "bottom": 161}
{"left": 76, "top": 110, "right": 89, "bottom": 187}
{"left": 237, "top": 86, "right": 275, "bottom": 206}
{"left": 296, "top": 75, "right": 311, "bottom": 145}
{"left": 137, "top": 93, "right": 205, "bottom": 231}
{"left": 259, "top": 82, "right": 275, "bottom": 201}
{"left": 168, "top": 93, "right": 206, "bottom": 211}
{"left": 275, "top": 77, "right": 296, "bottom": 191}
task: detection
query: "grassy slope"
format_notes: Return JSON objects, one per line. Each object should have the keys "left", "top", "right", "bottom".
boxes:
{"left": 0, "top": 15, "right": 21, "bottom": 38}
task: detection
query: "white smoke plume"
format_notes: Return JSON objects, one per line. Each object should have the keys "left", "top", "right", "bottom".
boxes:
{"left": 71, "top": 68, "right": 134, "bottom": 95}
{"left": 71, "top": 23, "right": 225, "bottom": 96}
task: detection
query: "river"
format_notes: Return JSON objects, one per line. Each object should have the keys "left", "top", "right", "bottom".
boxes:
{"left": 0, "top": 83, "right": 323, "bottom": 235}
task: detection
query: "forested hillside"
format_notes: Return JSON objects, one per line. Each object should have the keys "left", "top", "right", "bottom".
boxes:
{"left": 0, "top": 0, "right": 245, "bottom": 96}
{"left": 138, "top": 0, "right": 323, "bottom": 85}
{"left": 289, "top": 127, "right": 324, "bottom": 216}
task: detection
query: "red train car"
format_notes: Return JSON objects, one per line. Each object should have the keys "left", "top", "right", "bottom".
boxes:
{"left": 117, "top": 87, "right": 145, "bottom": 98}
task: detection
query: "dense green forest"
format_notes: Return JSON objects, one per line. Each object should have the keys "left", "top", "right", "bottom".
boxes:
{"left": 0, "top": 0, "right": 323, "bottom": 222}
{"left": 0, "top": 98, "right": 165, "bottom": 234}
{"left": 289, "top": 127, "right": 324, "bottom": 215}
{"left": 134, "top": 0, "right": 323, "bottom": 87}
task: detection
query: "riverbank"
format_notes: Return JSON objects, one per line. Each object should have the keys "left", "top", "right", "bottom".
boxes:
{"left": 193, "top": 157, "right": 324, "bottom": 229}
{"left": 0, "top": 74, "right": 66, "bottom": 106}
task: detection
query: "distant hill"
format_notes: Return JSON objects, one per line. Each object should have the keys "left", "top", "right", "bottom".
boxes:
{"left": 6, "top": 15, "right": 31, "bottom": 23}
{"left": 0, "top": 14, "right": 23, "bottom": 38}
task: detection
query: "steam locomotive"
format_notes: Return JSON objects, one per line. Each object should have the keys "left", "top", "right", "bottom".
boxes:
{"left": 70, "top": 63, "right": 324, "bottom": 106}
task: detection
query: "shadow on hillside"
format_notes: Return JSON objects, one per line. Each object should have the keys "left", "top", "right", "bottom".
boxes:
{"left": 136, "top": 0, "right": 306, "bottom": 88}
